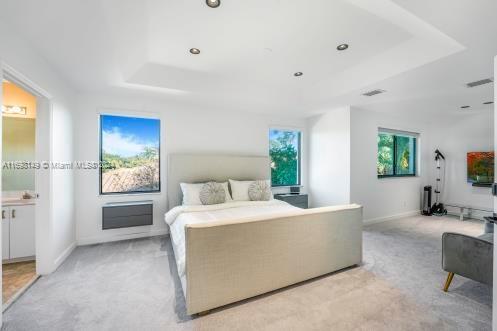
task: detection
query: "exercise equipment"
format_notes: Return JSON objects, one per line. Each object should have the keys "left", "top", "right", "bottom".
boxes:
{"left": 431, "top": 149, "right": 447, "bottom": 216}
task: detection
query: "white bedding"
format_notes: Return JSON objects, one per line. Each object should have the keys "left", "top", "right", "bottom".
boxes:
{"left": 165, "top": 200, "right": 299, "bottom": 278}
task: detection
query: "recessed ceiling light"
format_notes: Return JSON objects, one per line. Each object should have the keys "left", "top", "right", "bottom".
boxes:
{"left": 206, "top": 0, "right": 220, "bottom": 8}
{"left": 294, "top": 72, "right": 303, "bottom": 77}
{"left": 189, "top": 48, "right": 200, "bottom": 55}
{"left": 460, "top": 105, "right": 470, "bottom": 109}
{"left": 337, "top": 44, "right": 349, "bottom": 51}
{"left": 483, "top": 101, "right": 494, "bottom": 105}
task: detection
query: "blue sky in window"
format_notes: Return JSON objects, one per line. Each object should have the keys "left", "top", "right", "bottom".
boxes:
{"left": 269, "top": 129, "right": 299, "bottom": 147}
{"left": 101, "top": 115, "right": 160, "bottom": 157}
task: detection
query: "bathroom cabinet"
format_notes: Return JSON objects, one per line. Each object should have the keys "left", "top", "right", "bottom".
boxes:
{"left": 2, "top": 204, "right": 35, "bottom": 261}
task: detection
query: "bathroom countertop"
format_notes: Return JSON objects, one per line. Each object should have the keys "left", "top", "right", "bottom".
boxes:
{"left": 2, "top": 199, "right": 37, "bottom": 207}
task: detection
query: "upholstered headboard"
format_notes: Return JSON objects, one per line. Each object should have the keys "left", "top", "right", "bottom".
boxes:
{"left": 167, "top": 154, "right": 270, "bottom": 209}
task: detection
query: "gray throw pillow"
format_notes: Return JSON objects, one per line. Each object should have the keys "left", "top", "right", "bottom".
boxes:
{"left": 248, "top": 180, "right": 272, "bottom": 201}
{"left": 199, "top": 182, "right": 226, "bottom": 205}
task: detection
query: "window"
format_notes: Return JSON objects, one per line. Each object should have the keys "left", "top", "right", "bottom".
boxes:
{"left": 100, "top": 114, "right": 160, "bottom": 194}
{"left": 377, "top": 129, "right": 417, "bottom": 177}
{"left": 269, "top": 128, "right": 301, "bottom": 186}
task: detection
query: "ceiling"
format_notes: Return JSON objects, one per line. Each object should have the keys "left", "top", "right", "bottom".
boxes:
{"left": 0, "top": 0, "right": 495, "bottom": 119}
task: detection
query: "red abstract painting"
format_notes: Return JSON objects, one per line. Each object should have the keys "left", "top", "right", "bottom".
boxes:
{"left": 467, "top": 152, "right": 494, "bottom": 183}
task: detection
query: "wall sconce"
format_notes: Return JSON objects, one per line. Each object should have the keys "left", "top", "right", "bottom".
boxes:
{"left": 2, "top": 105, "right": 27, "bottom": 115}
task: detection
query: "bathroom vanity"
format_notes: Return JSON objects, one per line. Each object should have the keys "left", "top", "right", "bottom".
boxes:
{"left": 2, "top": 200, "right": 36, "bottom": 262}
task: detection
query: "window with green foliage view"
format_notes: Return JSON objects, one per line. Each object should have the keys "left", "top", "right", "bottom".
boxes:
{"left": 377, "top": 131, "right": 416, "bottom": 177}
{"left": 269, "top": 129, "right": 301, "bottom": 186}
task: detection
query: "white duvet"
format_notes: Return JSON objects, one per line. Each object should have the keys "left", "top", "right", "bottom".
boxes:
{"left": 165, "top": 200, "right": 299, "bottom": 278}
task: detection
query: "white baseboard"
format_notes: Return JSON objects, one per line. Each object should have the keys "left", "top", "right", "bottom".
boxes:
{"left": 363, "top": 210, "right": 421, "bottom": 225}
{"left": 53, "top": 241, "right": 77, "bottom": 271}
{"left": 77, "top": 228, "right": 168, "bottom": 246}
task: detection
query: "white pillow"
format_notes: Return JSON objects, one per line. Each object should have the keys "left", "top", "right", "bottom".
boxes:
{"left": 180, "top": 183, "right": 204, "bottom": 205}
{"left": 180, "top": 182, "right": 232, "bottom": 205}
{"left": 220, "top": 182, "right": 233, "bottom": 202}
{"left": 229, "top": 179, "right": 272, "bottom": 201}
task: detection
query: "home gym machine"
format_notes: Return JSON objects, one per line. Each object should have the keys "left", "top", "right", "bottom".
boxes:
{"left": 423, "top": 149, "right": 447, "bottom": 216}
{"left": 431, "top": 149, "right": 447, "bottom": 216}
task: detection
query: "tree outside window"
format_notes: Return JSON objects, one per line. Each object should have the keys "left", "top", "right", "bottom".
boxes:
{"left": 377, "top": 130, "right": 416, "bottom": 178}
{"left": 269, "top": 129, "right": 301, "bottom": 186}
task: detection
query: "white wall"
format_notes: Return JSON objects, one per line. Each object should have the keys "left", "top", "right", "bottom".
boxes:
{"left": 350, "top": 108, "right": 431, "bottom": 223}
{"left": 308, "top": 107, "right": 351, "bottom": 207}
{"left": 75, "top": 93, "right": 308, "bottom": 245}
{"left": 51, "top": 104, "right": 76, "bottom": 266}
{"left": 0, "top": 21, "right": 76, "bottom": 272}
{"left": 307, "top": 106, "right": 432, "bottom": 222}
{"left": 429, "top": 111, "right": 494, "bottom": 218}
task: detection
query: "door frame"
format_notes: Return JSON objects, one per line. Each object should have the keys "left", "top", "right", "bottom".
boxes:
{"left": 493, "top": 55, "right": 496, "bottom": 331}
{"left": 0, "top": 63, "right": 53, "bottom": 283}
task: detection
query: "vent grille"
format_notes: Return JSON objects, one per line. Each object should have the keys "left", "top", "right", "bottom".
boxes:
{"left": 362, "top": 89, "right": 386, "bottom": 97}
{"left": 466, "top": 78, "right": 493, "bottom": 88}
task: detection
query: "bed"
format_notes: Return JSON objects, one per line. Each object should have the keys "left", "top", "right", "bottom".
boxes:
{"left": 166, "top": 154, "right": 363, "bottom": 315}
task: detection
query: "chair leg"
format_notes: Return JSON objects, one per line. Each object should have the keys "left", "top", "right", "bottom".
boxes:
{"left": 443, "top": 272, "right": 455, "bottom": 292}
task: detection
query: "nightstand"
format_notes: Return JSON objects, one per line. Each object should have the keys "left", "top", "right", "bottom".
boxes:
{"left": 274, "top": 194, "right": 308, "bottom": 209}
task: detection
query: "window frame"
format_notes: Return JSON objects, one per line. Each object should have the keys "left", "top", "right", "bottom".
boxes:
{"left": 377, "top": 131, "right": 417, "bottom": 179}
{"left": 99, "top": 113, "right": 162, "bottom": 196}
{"left": 269, "top": 127, "right": 302, "bottom": 187}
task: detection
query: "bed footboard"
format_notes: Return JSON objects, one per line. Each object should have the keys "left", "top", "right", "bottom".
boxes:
{"left": 185, "top": 204, "right": 362, "bottom": 314}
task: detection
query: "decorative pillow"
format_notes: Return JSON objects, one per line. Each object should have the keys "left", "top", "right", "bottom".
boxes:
{"left": 248, "top": 180, "right": 272, "bottom": 201}
{"left": 229, "top": 179, "right": 272, "bottom": 201}
{"left": 180, "top": 182, "right": 231, "bottom": 205}
{"left": 199, "top": 182, "right": 226, "bottom": 205}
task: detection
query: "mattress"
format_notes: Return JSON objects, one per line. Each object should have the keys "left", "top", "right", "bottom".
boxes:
{"left": 165, "top": 200, "right": 299, "bottom": 280}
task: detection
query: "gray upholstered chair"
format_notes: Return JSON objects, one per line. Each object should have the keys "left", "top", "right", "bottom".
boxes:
{"left": 441, "top": 232, "right": 493, "bottom": 291}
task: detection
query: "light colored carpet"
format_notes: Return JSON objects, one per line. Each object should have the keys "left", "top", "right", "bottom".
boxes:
{"left": 1, "top": 215, "right": 492, "bottom": 330}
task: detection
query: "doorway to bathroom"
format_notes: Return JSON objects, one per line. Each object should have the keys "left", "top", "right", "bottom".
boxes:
{"left": 0, "top": 64, "right": 52, "bottom": 317}
{"left": 1, "top": 79, "right": 37, "bottom": 309}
